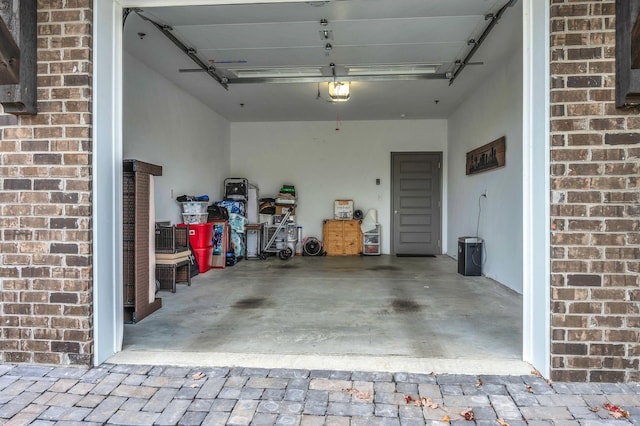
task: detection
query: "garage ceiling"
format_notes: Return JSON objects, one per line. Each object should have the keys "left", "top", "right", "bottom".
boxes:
{"left": 123, "top": 0, "right": 522, "bottom": 122}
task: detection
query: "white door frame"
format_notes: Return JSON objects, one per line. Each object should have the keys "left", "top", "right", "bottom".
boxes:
{"left": 92, "top": 0, "right": 123, "bottom": 365}
{"left": 94, "top": 0, "right": 551, "bottom": 375}
{"left": 522, "top": 0, "right": 551, "bottom": 376}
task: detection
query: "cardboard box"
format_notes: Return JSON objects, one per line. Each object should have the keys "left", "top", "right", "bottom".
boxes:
{"left": 275, "top": 205, "right": 296, "bottom": 215}
{"left": 334, "top": 200, "right": 354, "bottom": 220}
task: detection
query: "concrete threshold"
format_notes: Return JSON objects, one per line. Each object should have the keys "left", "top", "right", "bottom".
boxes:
{"left": 108, "top": 350, "right": 533, "bottom": 376}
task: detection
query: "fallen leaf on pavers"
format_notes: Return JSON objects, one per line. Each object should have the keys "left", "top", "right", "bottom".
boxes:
{"left": 430, "top": 371, "right": 437, "bottom": 376}
{"left": 414, "top": 397, "right": 438, "bottom": 409}
{"left": 590, "top": 407, "right": 600, "bottom": 413}
{"left": 530, "top": 369, "right": 553, "bottom": 386}
{"left": 461, "top": 408, "right": 474, "bottom": 421}
{"left": 603, "top": 402, "right": 630, "bottom": 419}
{"left": 191, "top": 372, "right": 206, "bottom": 380}
{"left": 441, "top": 415, "right": 450, "bottom": 422}
{"left": 356, "top": 392, "right": 371, "bottom": 400}
{"left": 343, "top": 388, "right": 371, "bottom": 400}
{"left": 190, "top": 384, "right": 200, "bottom": 388}
{"left": 497, "top": 419, "right": 510, "bottom": 426}
{"left": 611, "top": 411, "right": 626, "bottom": 420}
{"left": 526, "top": 385, "right": 534, "bottom": 393}
{"left": 425, "top": 398, "right": 439, "bottom": 409}
{"left": 405, "top": 395, "right": 413, "bottom": 404}
{"left": 475, "top": 379, "right": 484, "bottom": 387}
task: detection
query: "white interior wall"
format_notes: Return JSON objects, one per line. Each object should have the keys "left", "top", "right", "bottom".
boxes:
{"left": 230, "top": 120, "right": 448, "bottom": 254}
{"left": 447, "top": 46, "right": 524, "bottom": 293}
{"left": 122, "top": 51, "right": 231, "bottom": 223}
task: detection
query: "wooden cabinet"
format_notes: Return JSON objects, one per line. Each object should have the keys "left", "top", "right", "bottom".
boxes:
{"left": 323, "top": 219, "right": 362, "bottom": 256}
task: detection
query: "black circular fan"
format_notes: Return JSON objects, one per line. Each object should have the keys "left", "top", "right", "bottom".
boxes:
{"left": 303, "top": 237, "right": 323, "bottom": 256}
{"left": 354, "top": 209, "right": 363, "bottom": 220}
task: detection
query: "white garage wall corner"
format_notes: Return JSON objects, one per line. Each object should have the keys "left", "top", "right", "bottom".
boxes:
{"left": 447, "top": 46, "right": 524, "bottom": 293}
{"left": 230, "top": 120, "right": 448, "bottom": 254}
{"left": 122, "top": 51, "right": 231, "bottom": 223}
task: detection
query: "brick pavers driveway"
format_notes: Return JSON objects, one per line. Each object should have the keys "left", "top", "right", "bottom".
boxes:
{"left": 0, "top": 363, "right": 638, "bottom": 425}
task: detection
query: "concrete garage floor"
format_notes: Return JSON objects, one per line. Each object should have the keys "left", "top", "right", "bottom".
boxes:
{"left": 116, "top": 256, "right": 528, "bottom": 375}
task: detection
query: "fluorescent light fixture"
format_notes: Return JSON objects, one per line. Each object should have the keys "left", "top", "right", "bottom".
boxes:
{"left": 229, "top": 67, "right": 323, "bottom": 79}
{"left": 346, "top": 64, "right": 440, "bottom": 76}
{"left": 328, "top": 81, "right": 350, "bottom": 102}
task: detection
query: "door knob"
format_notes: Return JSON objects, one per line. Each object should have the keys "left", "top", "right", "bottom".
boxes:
{"left": 394, "top": 210, "right": 398, "bottom": 214}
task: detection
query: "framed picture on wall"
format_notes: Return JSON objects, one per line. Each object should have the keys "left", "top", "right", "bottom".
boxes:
{"left": 211, "top": 221, "right": 228, "bottom": 269}
{"left": 466, "top": 136, "right": 506, "bottom": 175}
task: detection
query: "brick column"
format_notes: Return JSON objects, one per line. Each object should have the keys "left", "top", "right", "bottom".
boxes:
{"left": 0, "top": 0, "right": 93, "bottom": 366}
{"left": 550, "top": 0, "right": 640, "bottom": 382}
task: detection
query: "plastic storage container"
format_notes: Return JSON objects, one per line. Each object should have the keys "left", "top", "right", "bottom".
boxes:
{"left": 178, "top": 222, "right": 213, "bottom": 249}
{"left": 182, "top": 213, "right": 209, "bottom": 224}
{"left": 362, "top": 224, "right": 381, "bottom": 256}
{"left": 182, "top": 202, "right": 208, "bottom": 214}
{"left": 192, "top": 246, "right": 213, "bottom": 273}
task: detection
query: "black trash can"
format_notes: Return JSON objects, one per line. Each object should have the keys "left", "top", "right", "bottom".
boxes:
{"left": 458, "top": 237, "right": 483, "bottom": 276}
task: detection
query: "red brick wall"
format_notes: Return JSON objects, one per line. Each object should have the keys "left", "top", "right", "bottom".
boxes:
{"left": 550, "top": 0, "right": 640, "bottom": 382}
{"left": 0, "top": 0, "right": 93, "bottom": 366}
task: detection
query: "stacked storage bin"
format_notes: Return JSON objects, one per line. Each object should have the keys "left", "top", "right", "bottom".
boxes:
{"left": 182, "top": 201, "right": 209, "bottom": 224}
{"left": 179, "top": 202, "right": 213, "bottom": 273}
{"left": 187, "top": 223, "right": 214, "bottom": 273}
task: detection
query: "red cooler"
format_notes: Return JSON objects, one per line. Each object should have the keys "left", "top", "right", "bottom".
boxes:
{"left": 192, "top": 246, "right": 213, "bottom": 273}
{"left": 178, "top": 223, "right": 214, "bottom": 249}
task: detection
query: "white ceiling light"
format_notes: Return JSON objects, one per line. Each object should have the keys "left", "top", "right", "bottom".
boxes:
{"left": 346, "top": 64, "right": 440, "bottom": 76}
{"left": 328, "top": 81, "right": 350, "bottom": 102}
{"left": 229, "top": 67, "right": 323, "bottom": 79}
